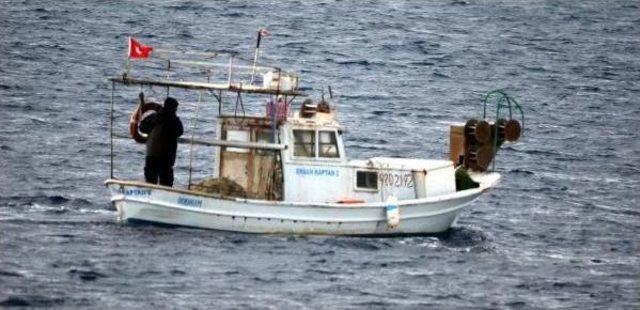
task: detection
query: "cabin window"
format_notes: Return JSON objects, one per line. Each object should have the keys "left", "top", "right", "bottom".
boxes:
{"left": 256, "top": 129, "right": 275, "bottom": 155}
{"left": 356, "top": 171, "right": 378, "bottom": 190}
{"left": 256, "top": 129, "right": 274, "bottom": 144}
{"left": 318, "top": 131, "right": 340, "bottom": 158}
{"left": 293, "top": 130, "right": 315, "bottom": 157}
{"left": 226, "top": 129, "right": 250, "bottom": 153}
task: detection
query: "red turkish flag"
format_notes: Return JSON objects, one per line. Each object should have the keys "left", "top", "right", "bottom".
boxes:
{"left": 128, "top": 37, "right": 153, "bottom": 59}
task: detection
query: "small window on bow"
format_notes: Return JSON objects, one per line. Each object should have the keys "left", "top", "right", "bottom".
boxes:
{"left": 356, "top": 171, "right": 378, "bottom": 190}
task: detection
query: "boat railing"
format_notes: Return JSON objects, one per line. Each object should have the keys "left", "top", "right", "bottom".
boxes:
{"left": 109, "top": 75, "right": 305, "bottom": 97}
{"left": 107, "top": 44, "right": 303, "bottom": 191}
{"left": 112, "top": 133, "right": 286, "bottom": 151}
{"left": 116, "top": 47, "right": 306, "bottom": 97}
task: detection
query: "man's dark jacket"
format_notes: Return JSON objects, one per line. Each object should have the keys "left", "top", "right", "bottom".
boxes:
{"left": 140, "top": 104, "right": 183, "bottom": 166}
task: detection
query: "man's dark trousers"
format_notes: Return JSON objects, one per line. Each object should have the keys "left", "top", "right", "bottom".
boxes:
{"left": 144, "top": 155, "right": 174, "bottom": 187}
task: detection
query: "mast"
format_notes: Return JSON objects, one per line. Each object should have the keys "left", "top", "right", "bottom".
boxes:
{"left": 250, "top": 29, "right": 268, "bottom": 85}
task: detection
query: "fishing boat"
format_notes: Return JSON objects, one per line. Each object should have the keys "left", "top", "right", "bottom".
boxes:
{"left": 105, "top": 35, "right": 523, "bottom": 235}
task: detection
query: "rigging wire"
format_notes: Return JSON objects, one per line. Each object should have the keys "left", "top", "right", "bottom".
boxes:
{"left": 110, "top": 81, "right": 115, "bottom": 179}
{"left": 234, "top": 84, "right": 246, "bottom": 122}
{"left": 187, "top": 91, "right": 203, "bottom": 190}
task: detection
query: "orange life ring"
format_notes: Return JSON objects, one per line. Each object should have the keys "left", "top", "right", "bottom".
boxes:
{"left": 129, "top": 102, "right": 162, "bottom": 143}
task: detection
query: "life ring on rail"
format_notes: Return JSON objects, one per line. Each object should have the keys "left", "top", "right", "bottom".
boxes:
{"left": 129, "top": 102, "right": 162, "bottom": 143}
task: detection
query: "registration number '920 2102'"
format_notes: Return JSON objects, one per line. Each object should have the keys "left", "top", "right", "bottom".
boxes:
{"left": 379, "top": 172, "right": 414, "bottom": 188}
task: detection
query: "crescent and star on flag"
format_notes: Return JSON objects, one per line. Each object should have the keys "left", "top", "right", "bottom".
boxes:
{"left": 128, "top": 37, "right": 153, "bottom": 59}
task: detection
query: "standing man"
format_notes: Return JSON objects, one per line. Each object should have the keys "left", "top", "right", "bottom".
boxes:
{"left": 140, "top": 97, "right": 183, "bottom": 187}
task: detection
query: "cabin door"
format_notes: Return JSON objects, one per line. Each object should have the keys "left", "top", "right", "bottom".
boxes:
{"left": 219, "top": 126, "right": 283, "bottom": 200}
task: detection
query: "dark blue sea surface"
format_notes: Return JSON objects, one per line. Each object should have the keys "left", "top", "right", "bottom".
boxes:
{"left": 1, "top": 0, "right": 639, "bottom": 308}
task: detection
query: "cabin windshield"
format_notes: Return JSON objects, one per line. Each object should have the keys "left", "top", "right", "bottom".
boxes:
{"left": 319, "top": 131, "right": 339, "bottom": 158}
{"left": 293, "top": 130, "right": 315, "bottom": 157}
{"left": 292, "top": 129, "right": 341, "bottom": 159}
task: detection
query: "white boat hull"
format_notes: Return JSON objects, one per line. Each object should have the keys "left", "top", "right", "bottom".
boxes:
{"left": 106, "top": 173, "right": 498, "bottom": 235}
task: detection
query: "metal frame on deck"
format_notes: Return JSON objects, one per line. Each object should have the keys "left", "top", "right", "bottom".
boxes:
{"left": 109, "top": 75, "right": 306, "bottom": 97}
{"left": 108, "top": 47, "right": 303, "bottom": 188}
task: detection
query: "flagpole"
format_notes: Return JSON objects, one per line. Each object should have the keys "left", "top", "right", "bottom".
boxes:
{"left": 249, "top": 30, "right": 262, "bottom": 85}
{"left": 127, "top": 36, "right": 154, "bottom": 75}
{"left": 125, "top": 36, "right": 132, "bottom": 76}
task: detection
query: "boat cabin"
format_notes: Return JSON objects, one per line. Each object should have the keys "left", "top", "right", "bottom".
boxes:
{"left": 213, "top": 103, "right": 456, "bottom": 203}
